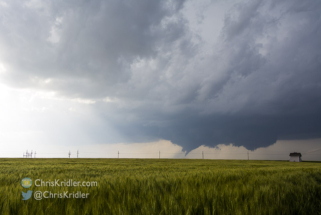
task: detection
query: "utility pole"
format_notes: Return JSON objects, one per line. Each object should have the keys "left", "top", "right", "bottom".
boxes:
{"left": 77, "top": 150, "right": 79, "bottom": 158}
{"left": 118, "top": 151, "right": 119, "bottom": 159}
{"left": 247, "top": 151, "right": 249, "bottom": 160}
{"left": 202, "top": 151, "right": 204, "bottom": 159}
{"left": 68, "top": 151, "right": 71, "bottom": 158}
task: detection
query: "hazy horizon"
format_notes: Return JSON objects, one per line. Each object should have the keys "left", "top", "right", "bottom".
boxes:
{"left": 1, "top": 0, "right": 321, "bottom": 159}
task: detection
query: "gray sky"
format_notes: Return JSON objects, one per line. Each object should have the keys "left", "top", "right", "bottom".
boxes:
{"left": 0, "top": 0, "right": 321, "bottom": 159}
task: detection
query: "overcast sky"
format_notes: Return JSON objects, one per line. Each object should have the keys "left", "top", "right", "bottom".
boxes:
{"left": 0, "top": 0, "right": 321, "bottom": 159}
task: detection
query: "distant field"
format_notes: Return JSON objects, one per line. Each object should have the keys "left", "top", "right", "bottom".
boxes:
{"left": 1, "top": 159, "right": 321, "bottom": 215}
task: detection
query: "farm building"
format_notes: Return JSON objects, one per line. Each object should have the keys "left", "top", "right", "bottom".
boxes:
{"left": 289, "top": 152, "right": 302, "bottom": 162}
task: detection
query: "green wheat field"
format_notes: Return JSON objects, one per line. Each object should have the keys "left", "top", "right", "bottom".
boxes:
{"left": 1, "top": 159, "right": 321, "bottom": 215}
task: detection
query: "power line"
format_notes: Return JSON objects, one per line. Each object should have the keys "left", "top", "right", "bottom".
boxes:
{"left": 18, "top": 149, "right": 321, "bottom": 159}
{"left": 303, "top": 148, "right": 321, "bottom": 155}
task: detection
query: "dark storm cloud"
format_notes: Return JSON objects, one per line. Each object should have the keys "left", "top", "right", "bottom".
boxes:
{"left": 0, "top": 0, "right": 321, "bottom": 151}
{"left": 0, "top": 0, "right": 187, "bottom": 97}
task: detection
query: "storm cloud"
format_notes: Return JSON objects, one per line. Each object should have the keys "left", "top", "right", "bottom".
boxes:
{"left": 0, "top": 0, "right": 321, "bottom": 152}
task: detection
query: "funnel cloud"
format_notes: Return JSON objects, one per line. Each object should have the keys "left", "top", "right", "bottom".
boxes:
{"left": 0, "top": 0, "right": 320, "bottom": 152}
